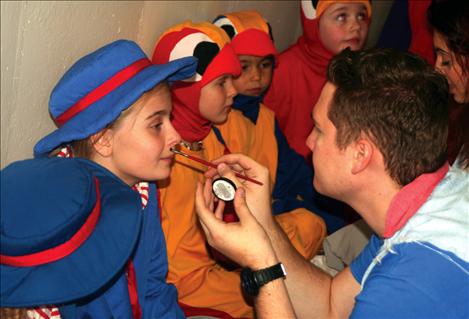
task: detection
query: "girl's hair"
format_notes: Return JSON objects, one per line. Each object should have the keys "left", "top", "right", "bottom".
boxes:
{"left": 428, "top": 0, "right": 469, "bottom": 169}
{"left": 428, "top": 0, "right": 469, "bottom": 75}
{"left": 0, "top": 308, "right": 27, "bottom": 319}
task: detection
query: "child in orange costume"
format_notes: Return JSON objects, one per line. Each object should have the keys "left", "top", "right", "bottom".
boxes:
{"left": 152, "top": 21, "right": 325, "bottom": 318}
{"left": 213, "top": 9, "right": 345, "bottom": 233}
{"left": 264, "top": 0, "right": 372, "bottom": 161}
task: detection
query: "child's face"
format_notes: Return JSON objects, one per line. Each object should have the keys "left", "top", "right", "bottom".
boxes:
{"left": 318, "top": 3, "right": 369, "bottom": 54}
{"left": 232, "top": 55, "right": 273, "bottom": 97}
{"left": 101, "top": 83, "right": 181, "bottom": 185}
{"left": 199, "top": 75, "right": 237, "bottom": 124}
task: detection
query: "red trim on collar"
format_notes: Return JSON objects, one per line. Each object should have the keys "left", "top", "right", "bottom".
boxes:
{"left": 55, "top": 58, "right": 151, "bottom": 126}
{"left": 383, "top": 163, "right": 449, "bottom": 238}
{"left": 0, "top": 178, "right": 102, "bottom": 267}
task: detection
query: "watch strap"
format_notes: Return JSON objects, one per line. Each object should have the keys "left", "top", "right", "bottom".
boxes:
{"left": 255, "top": 263, "right": 287, "bottom": 287}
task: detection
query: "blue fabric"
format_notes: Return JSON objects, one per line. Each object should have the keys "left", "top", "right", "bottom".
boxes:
{"left": 233, "top": 94, "right": 262, "bottom": 124}
{"left": 134, "top": 183, "right": 184, "bottom": 318}
{"left": 351, "top": 165, "right": 469, "bottom": 318}
{"left": 59, "top": 165, "right": 184, "bottom": 318}
{"left": 233, "top": 94, "right": 349, "bottom": 232}
{"left": 0, "top": 158, "right": 142, "bottom": 308}
{"left": 376, "top": 0, "right": 411, "bottom": 51}
{"left": 350, "top": 238, "right": 469, "bottom": 318}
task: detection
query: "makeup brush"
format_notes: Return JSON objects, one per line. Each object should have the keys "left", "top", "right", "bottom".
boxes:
{"left": 170, "top": 147, "right": 264, "bottom": 186}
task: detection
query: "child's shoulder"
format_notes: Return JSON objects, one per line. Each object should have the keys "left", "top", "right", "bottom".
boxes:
{"left": 225, "top": 108, "right": 256, "bottom": 129}
{"left": 259, "top": 103, "right": 275, "bottom": 118}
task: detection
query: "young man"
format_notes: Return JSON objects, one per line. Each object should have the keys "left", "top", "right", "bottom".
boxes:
{"left": 195, "top": 48, "right": 469, "bottom": 318}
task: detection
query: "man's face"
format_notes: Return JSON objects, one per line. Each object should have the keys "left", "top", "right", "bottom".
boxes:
{"left": 306, "top": 82, "right": 351, "bottom": 199}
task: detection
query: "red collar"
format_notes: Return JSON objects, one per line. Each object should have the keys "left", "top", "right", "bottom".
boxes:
{"left": 383, "top": 163, "right": 449, "bottom": 238}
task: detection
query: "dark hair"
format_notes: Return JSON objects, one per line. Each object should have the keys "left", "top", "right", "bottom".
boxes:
{"left": 327, "top": 48, "right": 449, "bottom": 186}
{"left": 428, "top": 0, "right": 469, "bottom": 77}
{"left": 428, "top": 0, "right": 469, "bottom": 169}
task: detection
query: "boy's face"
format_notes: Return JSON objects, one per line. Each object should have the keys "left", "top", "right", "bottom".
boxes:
{"left": 306, "top": 82, "right": 352, "bottom": 199}
{"left": 199, "top": 75, "right": 237, "bottom": 124}
{"left": 232, "top": 55, "right": 274, "bottom": 97}
{"left": 101, "top": 83, "right": 181, "bottom": 185}
{"left": 318, "top": 2, "right": 369, "bottom": 54}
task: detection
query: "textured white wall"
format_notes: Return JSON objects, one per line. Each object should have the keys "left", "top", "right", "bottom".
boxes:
{"left": 1, "top": 1, "right": 301, "bottom": 167}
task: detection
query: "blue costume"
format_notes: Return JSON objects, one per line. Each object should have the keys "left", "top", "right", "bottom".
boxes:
{"left": 59, "top": 160, "right": 184, "bottom": 319}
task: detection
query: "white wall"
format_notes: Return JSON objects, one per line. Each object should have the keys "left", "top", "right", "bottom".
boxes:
{"left": 0, "top": 1, "right": 302, "bottom": 167}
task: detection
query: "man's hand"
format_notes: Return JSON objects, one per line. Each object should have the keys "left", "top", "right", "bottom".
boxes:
{"left": 205, "top": 154, "right": 274, "bottom": 227}
{"left": 196, "top": 161, "right": 278, "bottom": 269}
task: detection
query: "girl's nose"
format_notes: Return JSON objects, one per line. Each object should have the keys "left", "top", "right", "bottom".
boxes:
{"left": 167, "top": 122, "right": 181, "bottom": 148}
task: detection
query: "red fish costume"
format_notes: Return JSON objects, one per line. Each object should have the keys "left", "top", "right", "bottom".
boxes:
{"left": 264, "top": 0, "right": 371, "bottom": 160}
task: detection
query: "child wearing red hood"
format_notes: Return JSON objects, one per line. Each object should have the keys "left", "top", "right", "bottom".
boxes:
{"left": 152, "top": 21, "right": 325, "bottom": 318}
{"left": 264, "top": 0, "right": 372, "bottom": 161}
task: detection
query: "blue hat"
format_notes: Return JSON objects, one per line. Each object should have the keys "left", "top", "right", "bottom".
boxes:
{"left": 34, "top": 39, "right": 197, "bottom": 157}
{"left": 0, "top": 157, "right": 142, "bottom": 307}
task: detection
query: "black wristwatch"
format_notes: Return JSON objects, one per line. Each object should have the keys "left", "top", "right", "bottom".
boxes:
{"left": 240, "top": 263, "right": 287, "bottom": 296}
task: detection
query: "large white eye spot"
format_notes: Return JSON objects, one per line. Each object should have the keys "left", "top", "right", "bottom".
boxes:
{"left": 169, "top": 32, "right": 216, "bottom": 82}
{"left": 213, "top": 16, "right": 238, "bottom": 39}
{"left": 301, "top": 0, "right": 317, "bottom": 20}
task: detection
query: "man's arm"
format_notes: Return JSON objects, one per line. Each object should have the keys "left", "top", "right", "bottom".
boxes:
{"left": 195, "top": 179, "right": 296, "bottom": 318}
{"left": 197, "top": 154, "right": 361, "bottom": 318}
{"left": 264, "top": 217, "right": 360, "bottom": 318}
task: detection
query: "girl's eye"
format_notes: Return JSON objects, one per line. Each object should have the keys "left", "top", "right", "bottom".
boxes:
{"left": 357, "top": 13, "right": 366, "bottom": 21}
{"left": 441, "top": 60, "right": 451, "bottom": 67}
{"left": 152, "top": 122, "right": 163, "bottom": 131}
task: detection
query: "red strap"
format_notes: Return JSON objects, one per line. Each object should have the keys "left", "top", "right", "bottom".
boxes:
{"left": 179, "top": 302, "right": 248, "bottom": 319}
{"left": 0, "top": 178, "right": 102, "bottom": 267}
{"left": 55, "top": 58, "right": 152, "bottom": 126}
{"left": 126, "top": 260, "right": 142, "bottom": 319}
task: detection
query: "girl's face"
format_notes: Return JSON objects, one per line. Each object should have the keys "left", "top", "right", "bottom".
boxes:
{"left": 199, "top": 75, "right": 237, "bottom": 124}
{"left": 433, "top": 31, "right": 469, "bottom": 104}
{"left": 98, "top": 83, "right": 181, "bottom": 185}
{"left": 233, "top": 55, "right": 273, "bottom": 97}
{"left": 319, "top": 2, "right": 369, "bottom": 54}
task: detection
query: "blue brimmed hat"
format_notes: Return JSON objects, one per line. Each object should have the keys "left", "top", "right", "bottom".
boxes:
{"left": 0, "top": 157, "right": 142, "bottom": 307}
{"left": 34, "top": 39, "right": 197, "bottom": 157}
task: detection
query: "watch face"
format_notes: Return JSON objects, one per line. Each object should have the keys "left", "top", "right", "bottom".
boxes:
{"left": 241, "top": 267, "right": 259, "bottom": 296}
{"left": 212, "top": 177, "right": 237, "bottom": 201}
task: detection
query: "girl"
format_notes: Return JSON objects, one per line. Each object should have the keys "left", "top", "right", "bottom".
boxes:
{"left": 26, "top": 39, "right": 196, "bottom": 318}
{"left": 428, "top": 0, "right": 469, "bottom": 169}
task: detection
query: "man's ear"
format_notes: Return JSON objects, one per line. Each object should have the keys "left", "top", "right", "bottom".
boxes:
{"left": 91, "top": 129, "right": 114, "bottom": 157}
{"left": 351, "top": 138, "right": 373, "bottom": 174}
